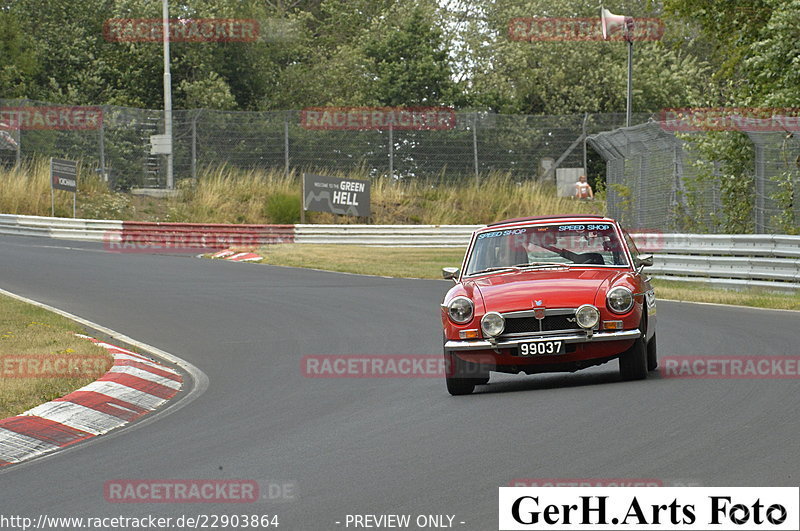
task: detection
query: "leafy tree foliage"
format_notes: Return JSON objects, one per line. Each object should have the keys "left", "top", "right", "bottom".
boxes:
{"left": 448, "top": 0, "right": 712, "bottom": 114}
{"left": 0, "top": 11, "right": 39, "bottom": 98}
{"left": 1, "top": 0, "right": 795, "bottom": 115}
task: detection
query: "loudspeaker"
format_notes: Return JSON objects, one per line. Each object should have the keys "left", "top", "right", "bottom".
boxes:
{"left": 601, "top": 7, "right": 633, "bottom": 40}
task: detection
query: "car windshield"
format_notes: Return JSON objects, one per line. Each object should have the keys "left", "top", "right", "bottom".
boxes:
{"left": 465, "top": 222, "right": 628, "bottom": 276}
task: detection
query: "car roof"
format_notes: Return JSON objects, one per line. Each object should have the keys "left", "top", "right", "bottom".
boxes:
{"left": 485, "top": 214, "right": 613, "bottom": 229}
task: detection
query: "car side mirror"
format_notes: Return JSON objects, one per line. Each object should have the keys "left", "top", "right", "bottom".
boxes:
{"left": 442, "top": 267, "right": 460, "bottom": 281}
{"left": 634, "top": 254, "right": 654, "bottom": 269}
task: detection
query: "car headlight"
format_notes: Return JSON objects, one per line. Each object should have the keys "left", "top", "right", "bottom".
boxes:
{"left": 481, "top": 312, "right": 505, "bottom": 337}
{"left": 607, "top": 286, "right": 634, "bottom": 314}
{"left": 575, "top": 304, "right": 600, "bottom": 329}
{"left": 447, "top": 296, "right": 474, "bottom": 324}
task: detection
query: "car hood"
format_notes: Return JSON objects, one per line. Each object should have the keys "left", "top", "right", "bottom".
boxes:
{"left": 468, "top": 268, "right": 622, "bottom": 311}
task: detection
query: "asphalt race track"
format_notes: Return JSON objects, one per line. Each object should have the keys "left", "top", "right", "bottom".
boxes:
{"left": 0, "top": 233, "right": 798, "bottom": 530}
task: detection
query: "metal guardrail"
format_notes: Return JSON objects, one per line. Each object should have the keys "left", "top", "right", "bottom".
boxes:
{"left": 0, "top": 214, "right": 295, "bottom": 246}
{"left": 1, "top": 215, "right": 797, "bottom": 291}
{"left": 631, "top": 233, "right": 800, "bottom": 292}
{"left": 294, "top": 224, "right": 480, "bottom": 247}
{"left": 294, "top": 226, "right": 799, "bottom": 291}
{"left": 0, "top": 213, "right": 121, "bottom": 241}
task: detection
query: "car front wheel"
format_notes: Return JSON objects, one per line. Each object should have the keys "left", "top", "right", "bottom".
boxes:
{"left": 647, "top": 333, "right": 658, "bottom": 371}
{"left": 619, "top": 335, "right": 648, "bottom": 381}
{"left": 444, "top": 352, "right": 481, "bottom": 395}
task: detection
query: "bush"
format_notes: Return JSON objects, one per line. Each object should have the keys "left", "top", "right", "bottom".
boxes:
{"left": 265, "top": 193, "right": 301, "bottom": 224}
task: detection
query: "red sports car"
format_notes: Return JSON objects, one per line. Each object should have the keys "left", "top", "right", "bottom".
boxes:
{"left": 440, "top": 215, "right": 657, "bottom": 395}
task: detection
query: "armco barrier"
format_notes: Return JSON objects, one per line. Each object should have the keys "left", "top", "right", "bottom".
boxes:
{"left": 0, "top": 213, "right": 122, "bottom": 241}
{"left": 0, "top": 214, "right": 294, "bottom": 247}
{"left": 632, "top": 233, "right": 800, "bottom": 292}
{"left": 293, "top": 224, "right": 480, "bottom": 247}
{"left": 119, "top": 221, "right": 294, "bottom": 248}
{"left": 294, "top": 226, "right": 799, "bottom": 291}
{"left": 1, "top": 214, "right": 797, "bottom": 291}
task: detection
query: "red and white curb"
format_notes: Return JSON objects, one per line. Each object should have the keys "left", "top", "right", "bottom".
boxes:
{"left": 0, "top": 335, "right": 182, "bottom": 467}
{"left": 211, "top": 249, "right": 263, "bottom": 262}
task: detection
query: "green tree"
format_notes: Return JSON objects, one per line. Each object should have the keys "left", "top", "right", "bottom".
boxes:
{"left": 447, "top": 0, "right": 713, "bottom": 114}
{"left": 0, "top": 11, "right": 39, "bottom": 98}
{"left": 361, "top": 2, "right": 456, "bottom": 106}
{"left": 742, "top": 0, "right": 800, "bottom": 107}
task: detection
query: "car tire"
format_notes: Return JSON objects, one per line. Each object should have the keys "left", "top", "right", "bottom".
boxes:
{"left": 444, "top": 352, "right": 479, "bottom": 395}
{"left": 446, "top": 377, "right": 476, "bottom": 396}
{"left": 619, "top": 335, "right": 648, "bottom": 381}
{"left": 646, "top": 333, "right": 658, "bottom": 371}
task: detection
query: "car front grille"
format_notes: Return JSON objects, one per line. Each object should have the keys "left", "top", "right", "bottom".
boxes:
{"left": 503, "top": 314, "right": 579, "bottom": 335}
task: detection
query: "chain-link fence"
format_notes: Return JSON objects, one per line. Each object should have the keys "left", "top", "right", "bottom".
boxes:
{"left": 589, "top": 120, "right": 800, "bottom": 234}
{"left": 1, "top": 98, "right": 652, "bottom": 189}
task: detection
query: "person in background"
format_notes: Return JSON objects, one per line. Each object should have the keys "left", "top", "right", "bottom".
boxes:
{"left": 574, "top": 174, "right": 593, "bottom": 200}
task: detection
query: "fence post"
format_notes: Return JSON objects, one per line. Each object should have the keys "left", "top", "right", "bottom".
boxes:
{"left": 284, "top": 110, "right": 290, "bottom": 177}
{"left": 388, "top": 122, "right": 394, "bottom": 178}
{"left": 14, "top": 129, "right": 21, "bottom": 168}
{"left": 98, "top": 105, "right": 107, "bottom": 182}
{"left": 754, "top": 143, "right": 765, "bottom": 233}
{"left": 637, "top": 154, "right": 647, "bottom": 229}
{"left": 191, "top": 109, "right": 200, "bottom": 180}
{"left": 14, "top": 99, "right": 26, "bottom": 167}
{"left": 582, "top": 112, "right": 588, "bottom": 173}
{"left": 473, "top": 112, "right": 479, "bottom": 185}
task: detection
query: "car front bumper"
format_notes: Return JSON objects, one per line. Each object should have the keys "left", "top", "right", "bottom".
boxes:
{"left": 443, "top": 329, "right": 641, "bottom": 353}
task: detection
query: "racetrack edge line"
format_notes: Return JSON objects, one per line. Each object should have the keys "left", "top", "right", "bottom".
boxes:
{"left": 0, "top": 287, "right": 210, "bottom": 473}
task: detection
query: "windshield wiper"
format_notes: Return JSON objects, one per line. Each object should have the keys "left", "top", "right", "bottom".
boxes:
{"left": 467, "top": 266, "right": 520, "bottom": 276}
{"left": 511, "top": 262, "right": 571, "bottom": 269}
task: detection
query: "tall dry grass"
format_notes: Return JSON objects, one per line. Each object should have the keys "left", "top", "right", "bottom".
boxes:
{"left": 1, "top": 161, "right": 603, "bottom": 224}
{"left": 0, "top": 159, "right": 57, "bottom": 215}
{"left": 168, "top": 166, "right": 603, "bottom": 224}
{"left": 167, "top": 164, "right": 298, "bottom": 224}
{"left": 0, "top": 159, "right": 128, "bottom": 219}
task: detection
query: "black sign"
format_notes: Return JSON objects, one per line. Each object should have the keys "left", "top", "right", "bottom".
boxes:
{"left": 303, "top": 173, "right": 370, "bottom": 217}
{"left": 51, "top": 158, "right": 78, "bottom": 193}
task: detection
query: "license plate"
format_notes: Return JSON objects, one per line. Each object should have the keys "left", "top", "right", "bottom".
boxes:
{"left": 518, "top": 340, "right": 563, "bottom": 356}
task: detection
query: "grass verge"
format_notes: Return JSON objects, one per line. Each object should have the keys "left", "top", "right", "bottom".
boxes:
{"left": 648, "top": 279, "right": 800, "bottom": 311}
{"left": 0, "top": 294, "right": 114, "bottom": 419}
{"left": 254, "top": 244, "right": 467, "bottom": 278}
{"left": 248, "top": 244, "right": 800, "bottom": 311}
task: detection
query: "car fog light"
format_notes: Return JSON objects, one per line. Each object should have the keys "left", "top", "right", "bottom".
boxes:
{"left": 575, "top": 304, "right": 600, "bottom": 329}
{"left": 481, "top": 312, "right": 505, "bottom": 337}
